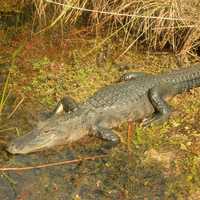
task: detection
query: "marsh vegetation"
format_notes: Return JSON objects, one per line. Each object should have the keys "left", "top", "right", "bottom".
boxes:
{"left": 0, "top": 0, "right": 200, "bottom": 199}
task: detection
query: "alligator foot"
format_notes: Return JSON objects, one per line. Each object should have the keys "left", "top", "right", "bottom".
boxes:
{"left": 92, "top": 126, "right": 120, "bottom": 149}
{"left": 141, "top": 113, "right": 170, "bottom": 127}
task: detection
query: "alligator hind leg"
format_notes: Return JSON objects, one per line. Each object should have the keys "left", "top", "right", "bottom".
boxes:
{"left": 120, "top": 72, "right": 152, "bottom": 81}
{"left": 142, "top": 84, "right": 179, "bottom": 126}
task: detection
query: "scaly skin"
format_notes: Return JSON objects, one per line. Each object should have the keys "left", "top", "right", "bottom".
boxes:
{"left": 7, "top": 64, "right": 200, "bottom": 154}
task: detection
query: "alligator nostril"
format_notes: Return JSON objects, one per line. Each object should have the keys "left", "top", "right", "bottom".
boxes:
{"left": 7, "top": 142, "right": 16, "bottom": 150}
{"left": 9, "top": 143, "right": 14, "bottom": 147}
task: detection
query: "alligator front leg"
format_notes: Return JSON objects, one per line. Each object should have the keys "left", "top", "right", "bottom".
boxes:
{"left": 120, "top": 72, "right": 152, "bottom": 81}
{"left": 91, "top": 125, "right": 120, "bottom": 146}
{"left": 40, "top": 96, "right": 79, "bottom": 120}
{"left": 142, "top": 84, "right": 179, "bottom": 126}
{"left": 52, "top": 96, "right": 79, "bottom": 115}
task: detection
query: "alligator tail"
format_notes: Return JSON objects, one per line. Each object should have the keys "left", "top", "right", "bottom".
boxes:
{"left": 162, "top": 64, "right": 200, "bottom": 93}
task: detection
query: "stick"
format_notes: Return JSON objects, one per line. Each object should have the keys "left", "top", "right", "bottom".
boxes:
{"left": 0, "top": 155, "right": 107, "bottom": 172}
{"left": 127, "top": 121, "right": 134, "bottom": 151}
{"left": 7, "top": 97, "right": 24, "bottom": 119}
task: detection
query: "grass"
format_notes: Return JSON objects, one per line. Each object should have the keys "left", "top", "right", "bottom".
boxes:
{"left": 1, "top": 3, "right": 200, "bottom": 197}
{"left": 0, "top": 43, "right": 24, "bottom": 116}
{"left": 2, "top": 1, "right": 200, "bottom": 60}
{"left": 29, "top": 0, "right": 200, "bottom": 62}
{"left": 0, "top": 72, "right": 10, "bottom": 115}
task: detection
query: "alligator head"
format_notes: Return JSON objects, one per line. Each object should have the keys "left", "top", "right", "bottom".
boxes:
{"left": 7, "top": 113, "right": 88, "bottom": 154}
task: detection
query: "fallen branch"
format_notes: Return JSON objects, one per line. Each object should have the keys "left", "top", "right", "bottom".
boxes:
{"left": 0, "top": 154, "right": 107, "bottom": 172}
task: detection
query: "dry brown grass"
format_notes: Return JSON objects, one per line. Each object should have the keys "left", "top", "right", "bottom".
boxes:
{"left": 31, "top": 0, "right": 200, "bottom": 60}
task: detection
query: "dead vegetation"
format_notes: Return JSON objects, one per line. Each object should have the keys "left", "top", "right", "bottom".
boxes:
{"left": 30, "top": 0, "right": 200, "bottom": 61}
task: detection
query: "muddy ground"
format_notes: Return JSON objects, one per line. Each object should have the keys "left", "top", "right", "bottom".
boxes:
{"left": 0, "top": 33, "right": 200, "bottom": 200}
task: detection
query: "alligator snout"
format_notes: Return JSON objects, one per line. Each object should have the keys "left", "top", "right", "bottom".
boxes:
{"left": 6, "top": 128, "right": 58, "bottom": 154}
{"left": 6, "top": 129, "right": 38, "bottom": 154}
{"left": 7, "top": 141, "right": 22, "bottom": 154}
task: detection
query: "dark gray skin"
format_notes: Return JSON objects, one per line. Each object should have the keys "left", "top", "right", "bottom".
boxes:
{"left": 7, "top": 64, "right": 200, "bottom": 154}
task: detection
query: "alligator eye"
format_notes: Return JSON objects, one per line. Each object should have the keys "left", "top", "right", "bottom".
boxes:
{"left": 9, "top": 142, "right": 14, "bottom": 147}
{"left": 44, "top": 130, "right": 49, "bottom": 133}
{"left": 43, "top": 128, "right": 55, "bottom": 133}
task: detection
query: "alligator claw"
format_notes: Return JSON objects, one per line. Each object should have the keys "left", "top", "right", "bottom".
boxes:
{"left": 141, "top": 114, "right": 170, "bottom": 127}
{"left": 141, "top": 117, "right": 153, "bottom": 128}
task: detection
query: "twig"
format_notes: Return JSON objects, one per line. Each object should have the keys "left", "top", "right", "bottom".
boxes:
{"left": 0, "top": 127, "right": 17, "bottom": 133}
{"left": 127, "top": 121, "right": 134, "bottom": 152}
{"left": 7, "top": 97, "right": 24, "bottom": 119}
{"left": 0, "top": 155, "right": 107, "bottom": 172}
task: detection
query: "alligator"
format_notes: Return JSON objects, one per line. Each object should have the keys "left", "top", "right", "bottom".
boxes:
{"left": 7, "top": 64, "right": 200, "bottom": 154}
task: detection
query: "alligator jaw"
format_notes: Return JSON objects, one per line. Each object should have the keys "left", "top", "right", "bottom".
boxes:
{"left": 6, "top": 114, "right": 87, "bottom": 154}
{"left": 7, "top": 129, "right": 58, "bottom": 154}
